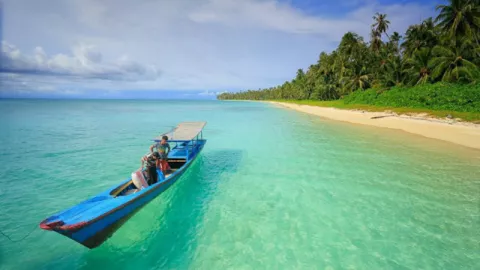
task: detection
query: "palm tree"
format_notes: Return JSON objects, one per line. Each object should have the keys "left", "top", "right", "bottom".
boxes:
{"left": 475, "top": 46, "right": 480, "bottom": 66}
{"left": 435, "top": 0, "right": 480, "bottom": 44}
{"left": 387, "top": 32, "right": 402, "bottom": 55}
{"left": 403, "top": 48, "right": 433, "bottom": 85}
{"left": 339, "top": 32, "right": 364, "bottom": 57}
{"left": 333, "top": 53, "right": 348, "bottom": 86}
{"left": 401, "top": 18, "right": 439, "bottom": 58}
{"left": 342, "top": 60, "right": 372, "bottom": 93}
{"left": 429, "top": 38, "right": 480, "bottom": 82}
{"left": 378, "top": 54, "right": 405, "bottom": 87}
{"left": 312, "top": 76, "right": 340, "bottom": 100}
{"left": 317, "top": 52, "right": 333, "bottom": 75}
{"left": 370, "top": 29, "right": 382, "bottom": 52}
{"left": 372, "top": 13, "right": 391, "bottom": 39}
{"left": 402, "top": 24, "right": 422, "bottom": 56}
{"left": 390, "top": 32, "right": 401, "bottom": 45}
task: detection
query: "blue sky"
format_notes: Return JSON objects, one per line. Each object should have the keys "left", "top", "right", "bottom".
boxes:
{"left": 0, "top": 0, "right": 442, "bottom": 99}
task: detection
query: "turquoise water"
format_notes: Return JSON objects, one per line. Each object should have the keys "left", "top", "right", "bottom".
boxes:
{"left": 0, "top": 99, "right": 479, "bottom": 270}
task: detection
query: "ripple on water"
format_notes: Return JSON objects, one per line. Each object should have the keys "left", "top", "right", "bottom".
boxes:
{"left": 0, "top": 100, "right": 479, "bottom": 270}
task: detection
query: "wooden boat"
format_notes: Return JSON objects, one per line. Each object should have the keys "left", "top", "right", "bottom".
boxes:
{"left": 39, "top": 122, "right": 207, "bottom": 249}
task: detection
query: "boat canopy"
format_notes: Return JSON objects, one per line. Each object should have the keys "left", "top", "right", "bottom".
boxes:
{"left": 155, "top": 121, "right": 206, "bottom": 142}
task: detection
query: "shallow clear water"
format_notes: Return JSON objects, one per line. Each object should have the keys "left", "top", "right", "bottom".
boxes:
{"left": 0, "top": 99, "right": 479, "bottom": 270}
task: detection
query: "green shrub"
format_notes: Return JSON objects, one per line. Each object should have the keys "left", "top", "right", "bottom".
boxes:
{"left": 343, "top": 83, "right": 480, "bottom": 113}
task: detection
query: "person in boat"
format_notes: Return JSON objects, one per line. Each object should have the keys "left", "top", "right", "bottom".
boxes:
{"left": 150, "top": 135, "right": 171, "bottom": 174}
{"left": 140, "top": 152, "right": 160, "bottom": 185}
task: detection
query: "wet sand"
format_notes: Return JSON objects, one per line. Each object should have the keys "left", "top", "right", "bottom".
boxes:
{"left": 268, "top": 101, "right": 480, "bottom": 150}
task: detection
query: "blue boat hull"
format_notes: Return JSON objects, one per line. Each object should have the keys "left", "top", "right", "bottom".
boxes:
{"left": 40, "top": 139, "right": 206, "bottom": 249}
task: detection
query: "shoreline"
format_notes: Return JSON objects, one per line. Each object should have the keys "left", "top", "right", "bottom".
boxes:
{"left": 266, "top": 101, "right": 480, "bottom": 150}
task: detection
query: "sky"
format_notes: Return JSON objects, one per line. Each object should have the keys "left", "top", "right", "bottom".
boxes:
{"left": 0, "top": 0, "right": 442, "bottom": 99}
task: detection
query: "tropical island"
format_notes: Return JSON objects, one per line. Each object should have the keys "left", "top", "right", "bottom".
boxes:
{"left": 217, "top": 0, "right": 480, "bottom": 126}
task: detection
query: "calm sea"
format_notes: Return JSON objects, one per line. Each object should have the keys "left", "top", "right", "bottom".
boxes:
{"left": 0, "top": 99, "right": 479, "bottom": 270}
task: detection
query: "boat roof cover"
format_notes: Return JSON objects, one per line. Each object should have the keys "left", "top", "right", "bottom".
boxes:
{"left": 156, "top": 121, "right": 206, "bottom": 141}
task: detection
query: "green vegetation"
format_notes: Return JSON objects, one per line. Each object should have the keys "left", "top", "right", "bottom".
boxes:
{"left": 217, "top": 0, "right": 480, "bottom": 120}
{"left": 343, "top": 83, "right": 480, "bottom": 112}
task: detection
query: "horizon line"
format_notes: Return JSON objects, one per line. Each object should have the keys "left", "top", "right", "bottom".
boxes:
{"left": 0, "top": 97, "right": 222, "bottom": 101}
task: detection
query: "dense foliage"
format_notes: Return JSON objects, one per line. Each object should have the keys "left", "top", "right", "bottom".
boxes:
{"left": 217, "top": 0, "right": 480, "bottom": 107}
{"left": 343, "top": 83, "right": 480, "bottom": 112}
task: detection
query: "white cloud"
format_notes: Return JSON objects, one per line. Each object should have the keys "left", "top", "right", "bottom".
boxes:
{"left": 1, "top": 41, "right": 159, "bottom": 81}
{"left": 1, "top": 0, "right": 438, "bottom": 96}
{"left": 188, "top": 0, "right": 436, "bottom": 41}
{"left": 188, "top": 0, "right": 363, "bottom": 40}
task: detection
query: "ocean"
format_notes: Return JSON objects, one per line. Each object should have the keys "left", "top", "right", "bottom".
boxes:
{"left": 0, "top": 99, "right": 479, "bottom": 269}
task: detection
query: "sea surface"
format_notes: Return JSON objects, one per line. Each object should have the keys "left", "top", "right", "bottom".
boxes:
{"left": 0, "top": 99, "right": 479, "bottom": 270}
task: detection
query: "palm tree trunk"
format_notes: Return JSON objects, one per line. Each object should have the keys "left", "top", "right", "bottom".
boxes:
{"left": 475, "top": 34, "right": 480, "bottom": 58}
{"left": 456, "top": 64, "right": 459, "bottom": 81}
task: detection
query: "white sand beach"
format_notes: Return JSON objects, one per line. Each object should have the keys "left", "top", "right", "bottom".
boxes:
{"left": 268, "top": 101, "right": 480, "bottom": 150}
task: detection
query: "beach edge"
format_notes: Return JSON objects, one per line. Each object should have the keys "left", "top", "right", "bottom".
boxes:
{"left": 265, "top": 101, "right": 480, "bottom": 150}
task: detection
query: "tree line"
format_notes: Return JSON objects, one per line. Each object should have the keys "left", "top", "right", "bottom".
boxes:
{"left": 217, "top": 0, "right": 480, "bottom": 101}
